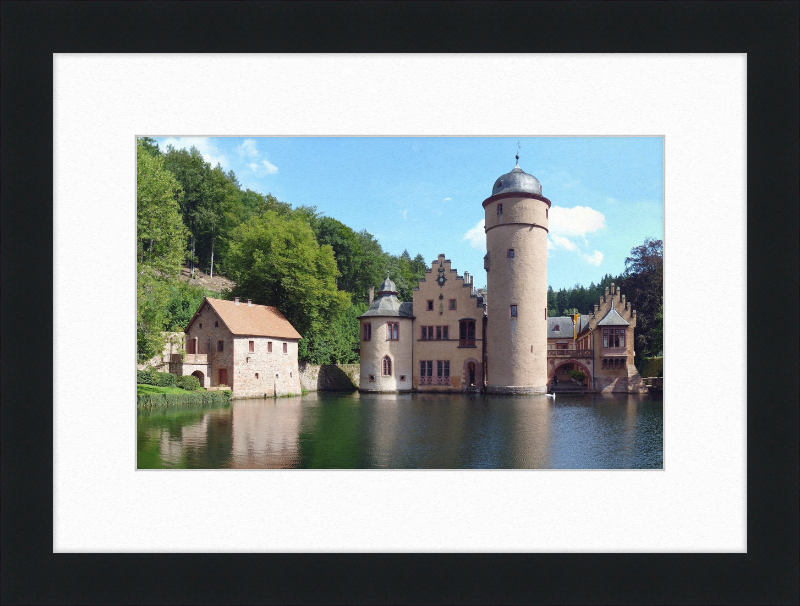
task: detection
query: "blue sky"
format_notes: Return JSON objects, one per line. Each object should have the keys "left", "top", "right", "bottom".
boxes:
{"left": 153, "top": 136, "right": 663, "bottom": 291}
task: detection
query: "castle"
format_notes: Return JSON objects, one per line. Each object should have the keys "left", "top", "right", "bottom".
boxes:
{"left": 358, "top": 157, "right": 648, "bottom": 394}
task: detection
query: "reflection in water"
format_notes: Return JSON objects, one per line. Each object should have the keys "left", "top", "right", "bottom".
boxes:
{"left": 137, "top": 392, "right": 663, "bottom": 469}
{"left": 231, "top": 397, "right": 303, "bottom": 468}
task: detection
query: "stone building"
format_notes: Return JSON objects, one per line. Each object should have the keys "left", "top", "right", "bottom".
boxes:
{"left": 357, "top": 276, "right": 414, "bottom": 393}
{"left": 358, "top": 156, "right": 648, "bottom": 395}
{"left": 173, "top": 296, "right": 303, "bottom": 398}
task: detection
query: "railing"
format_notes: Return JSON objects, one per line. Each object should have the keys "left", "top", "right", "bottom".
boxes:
{"left": 418, "top": 376, "right": 450, "bottom": 386}
{"left": 173, "top": 353, "right": 208, "bottom": 364}
{"left": 458, "top": 339, "right": 476, "bottom": 347}
{"left": 547, "top": 349, "right": 593, "bottom": 358}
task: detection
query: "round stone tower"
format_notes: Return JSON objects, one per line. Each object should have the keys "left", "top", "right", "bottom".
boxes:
{"left": 358, "top": 275, "right": 414, "bottom": 393}
{"left": 483, "top": 155, "right": 550, "bottom": 394}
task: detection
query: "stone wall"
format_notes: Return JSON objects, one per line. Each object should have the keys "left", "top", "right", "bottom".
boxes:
{"left": 299, "top": 363, "right": 360, "bottom": 392}
{"left": 137, "top": 332, "right": 185, "bottom": 371}
{"left": 233, "top": 336, "right": 301, "bottom": 398}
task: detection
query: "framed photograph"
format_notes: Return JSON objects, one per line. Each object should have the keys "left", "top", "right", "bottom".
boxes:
{"left": 3, "top": 2, "right": 797, "bottom": 604}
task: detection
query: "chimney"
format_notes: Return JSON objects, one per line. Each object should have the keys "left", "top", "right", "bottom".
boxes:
{"left": 464, "top": 271, "right": 470, "bottom": 284}
{"left": 247, "top": 299, "right": 252, "bottom": 306}
{"left": 234, "top": 297, "right": 239, "bottom": 305}
{"left": 369, "top": 287, "right": 374, "bottom": 304}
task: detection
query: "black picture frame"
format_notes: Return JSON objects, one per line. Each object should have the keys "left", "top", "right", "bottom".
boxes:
{"left": 2, "top": 2, "right": 797, "bottom": 604}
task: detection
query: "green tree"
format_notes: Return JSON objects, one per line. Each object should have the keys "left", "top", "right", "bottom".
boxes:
{"left": 225, "top": 211, "right": 351, "bottom": 355}
{"left": 136, "top": 141, "right": 189, "bottom": 363}
{"left": 620, "top": 237, "right": 663, "bottom": 360}
{"left": 162, "top": 145, "right": 208, "bottom": 277}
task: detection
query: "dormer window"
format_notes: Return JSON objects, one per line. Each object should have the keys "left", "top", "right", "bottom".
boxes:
{"left": 554, "top": 324, "right": 559, "bottom": 331}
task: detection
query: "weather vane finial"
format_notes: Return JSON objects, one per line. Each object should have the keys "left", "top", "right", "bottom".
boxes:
{"left": 515, "top": 140, "right": 521, "bottom": 166}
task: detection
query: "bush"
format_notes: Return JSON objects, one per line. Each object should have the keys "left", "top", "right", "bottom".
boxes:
{"left": 176, "top": 375, "right": 201, "bottom": 391}
{"left": 136, "top": 369, "right": 177, "bottom": 387}
{"left": 567, "top": 370, "right": 587, "bottom": 383}
{"left": 136, "top": 389, "right": 230, "bottom": 409}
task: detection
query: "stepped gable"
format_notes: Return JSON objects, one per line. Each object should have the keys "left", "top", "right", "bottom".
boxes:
{"left": 188, "top": 297, "right": 302, "bottom": 339}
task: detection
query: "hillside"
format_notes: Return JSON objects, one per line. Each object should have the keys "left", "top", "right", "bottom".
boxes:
{"left": 179, "top": 266, "right": 235, "bottom": 294}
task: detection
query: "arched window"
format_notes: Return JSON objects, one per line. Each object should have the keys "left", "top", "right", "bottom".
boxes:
{"left": 382, "top": 355, "right": 392, "bottom": 376}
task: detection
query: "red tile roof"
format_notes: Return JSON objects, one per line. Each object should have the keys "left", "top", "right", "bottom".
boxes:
{"left": 188, "top": 297, "right": 302, "bottom": 339}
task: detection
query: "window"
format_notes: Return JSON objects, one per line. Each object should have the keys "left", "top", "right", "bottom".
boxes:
{"left": 419, "top": 360, "right": 433, "bottom": 385}
{"left": 554, "top": 324, "right": 560, "bottom": 331}
{"left": 507, "top": 249, "right": 515, "bottom": 258}
{"left": 369, "top": 375, "right": 376, "bottom": 382}
{"left": 283, "top": 342, "right": 288, "bottom": 353}
{"left": 249, "top": 340, "right": 254, "bottom": 352}
{"left": 497, "top": 203, "right": 503, "bottom": 215}
{"left": 268, "top": 341, "right": 273, "bottom": 353}
{"left": 602, "top": 328, "right": 626, "bottom": 348}
{"left": 436, "top": 360, "right": 450, "bottom": 385}
{"left": 363, "top": 323, "right": 372, "bottom": 341}
{"left": 435, "top": 325, "right": 449, "bottom": 340}
{"left": 255, "top": 373, "right": 259, "bottom": 379}
{"left": 449, "top": 299, "right": 456, "bottom": 311}
{"left": 215, "top": 321, "right": 219, "bottom": 328}
{"left": 556, "top": 343, "right": 568, "bottom": 350}
{"left": 421, "top": 326, "right": 434, "bottom": 340}
{"left": 387, "top": 322, "right": 399, "bottom": 340}
{"left": 426, "top": 300, "right": 434, "bottom": 311}
{"left": 217, "top": 340, "right": 224, "bottom": 352}
{"left": 382, "top": 356, "right": 392, "bottom": 376}
{"left": 459, "top": 320, "right": 476, "bottom": 346}
{"left": 510, "top": 305, "right": 518, "bottom": 318}
{"left": 199, "top": 323, "right": 202, "bottom": 329}
{"left": 187, "top": 339, "right": 196, "bottom": 354}
{"left": 546, "top": 208, "right": 548, "bottom": 219}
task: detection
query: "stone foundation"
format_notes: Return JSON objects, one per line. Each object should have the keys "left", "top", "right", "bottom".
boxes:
{"left": 485, "top": 384, "right": 548, "bottom": 395}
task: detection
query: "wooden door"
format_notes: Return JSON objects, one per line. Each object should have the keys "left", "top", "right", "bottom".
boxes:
{"left": 218, "top": 368, "right": 228, "bottom": 387}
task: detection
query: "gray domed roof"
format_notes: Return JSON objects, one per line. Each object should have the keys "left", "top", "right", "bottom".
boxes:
{"left": 378, "top": 275, "right": 396, "bottom": 294}
{"left": 491, "top": 163, "right": 542, "bottom": 197}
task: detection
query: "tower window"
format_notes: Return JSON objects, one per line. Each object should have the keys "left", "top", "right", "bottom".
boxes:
{"left": 363, "top": 322, "right": 372, "bottom": 341}
{"left": 217, "top": 340, "right": 224, "bottom": 351}
{"left": 546, "top": 208, "right": 549, "bottom": 219}
{"left": 268, "top": 341, "right": 272, "bottom": 353}
{"left": 426, "top": 300, "right": 433, "bottom": 311}
{"left": 249, "top": 340, "right": 255, "bottom": 352}
{"left": 510, "top": 305, "right": 518, "bottom": 318}
{"left": 497, "top": 203, "right": 503, "bottom": 215}
{"left": 382, "top": 356, "right": 392, "bottom": 376}
{"left": 215, "top": 321, "right": 219, "bottom": 327}
{"left": 283, "top": 342, "right": 288, "bottom": 353}
{"left": 507, "top": 249, "right": 514, "bottom": 258}
{"left": 387, "top": 322, "right": 399, "bottom": 340}
{"left": 449, "top": 299, "right": 456, "bottom": 310}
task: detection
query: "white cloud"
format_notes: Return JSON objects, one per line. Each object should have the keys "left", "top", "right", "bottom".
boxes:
{"left": 237, "top": 138, "right": 259, "bottom": 158}
{"left": 402, "top": 209, "right": 408, "bottom": 219}
{"left": 549, "top": 205, "right": 606, "bottom": 238}
{"left": 261, "top": 160, "right": 279, "bottom": 175}
{"left": 550, "top": 235, "right": 578, "bottom": 251}
{"left": 160, "top": 136, "right": 228, "bottom": 169}
{"left": 583, "top": 250, "right": 604, "bottom": 266}
{"left": 462, "top": 219, "right": 485, "bottom": 250}
{"left": 443, "top": 197, "right": 452, "bottom": 202}
{"left": 247, "top": 162, "right": 259, "bottom": 172}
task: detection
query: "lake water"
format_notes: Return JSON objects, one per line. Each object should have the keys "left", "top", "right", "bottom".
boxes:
{"left": 137, "top": 392, "right": 663, "bottom": 469}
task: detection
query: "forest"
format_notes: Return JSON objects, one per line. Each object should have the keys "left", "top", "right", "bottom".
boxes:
{"left": 138, "top": 137, "right": 662, "bottom": 368}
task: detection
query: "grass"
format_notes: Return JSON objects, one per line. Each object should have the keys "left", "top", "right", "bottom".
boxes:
{"left": 138, "top": 384, "right": 197, "bottom": 395}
